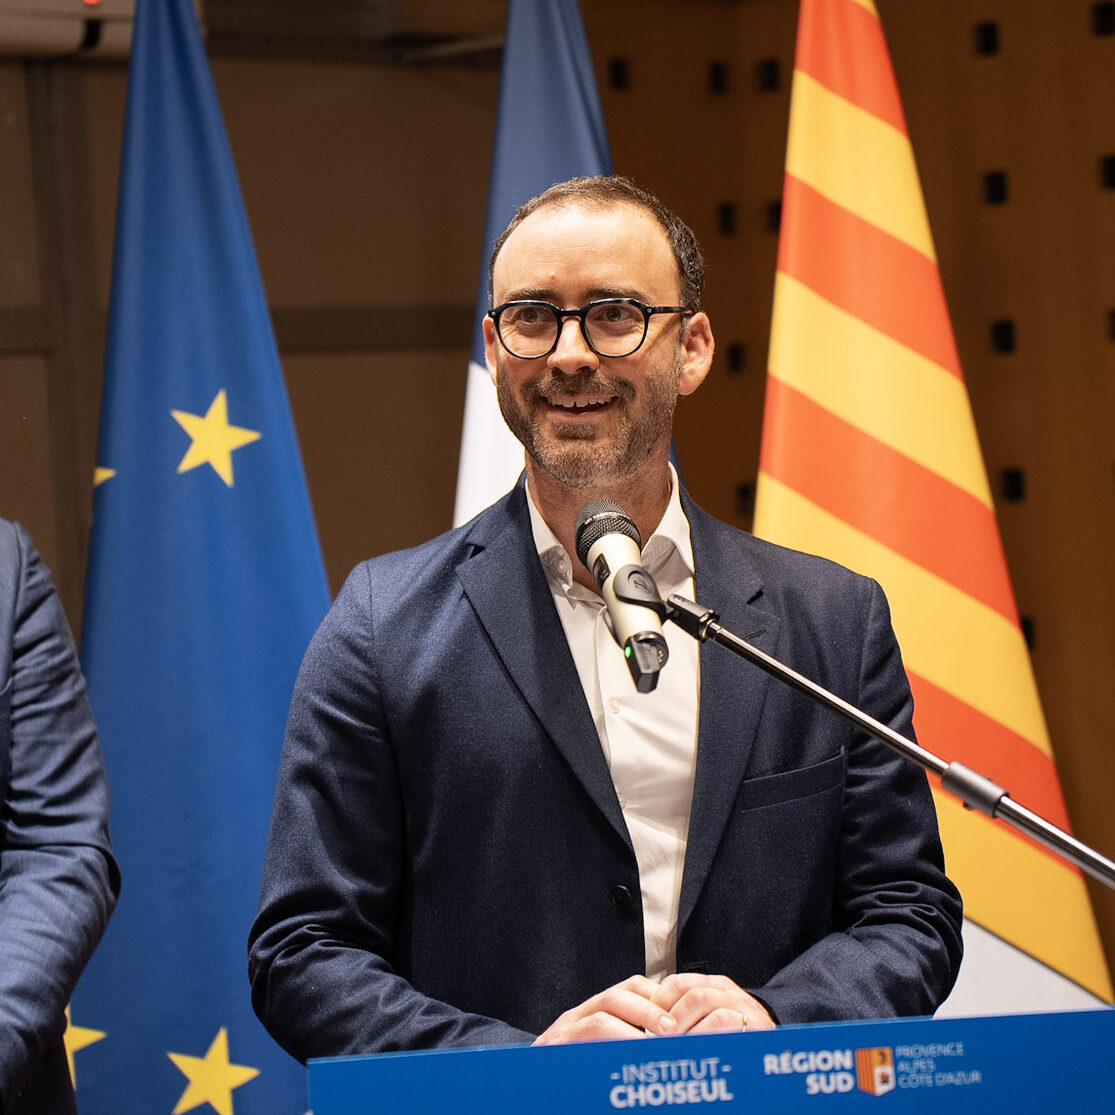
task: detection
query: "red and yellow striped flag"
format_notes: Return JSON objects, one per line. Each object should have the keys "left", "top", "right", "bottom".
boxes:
{"left": 754, "top": 0, "right": 1112, "bottom": 1002}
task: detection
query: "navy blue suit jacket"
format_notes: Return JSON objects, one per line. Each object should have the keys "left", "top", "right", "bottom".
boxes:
{"left": 249, "top": 483, "right": 962, "bottom": 1058}
{"left": 0, "top": 521, "right": 119, "bottom": 1114}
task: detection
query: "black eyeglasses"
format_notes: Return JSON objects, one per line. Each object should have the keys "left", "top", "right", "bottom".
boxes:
{"left": 488, "top": 298, "right": 692, "bottom": 359}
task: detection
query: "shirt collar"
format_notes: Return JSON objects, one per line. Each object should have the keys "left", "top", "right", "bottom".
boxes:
{"left": 526, "top": 465, "right": 695, "bottom": 599}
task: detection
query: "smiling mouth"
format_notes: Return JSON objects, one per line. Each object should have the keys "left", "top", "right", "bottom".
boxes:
{"left": 545, "top": 395, "right": 619, "bottom": 411}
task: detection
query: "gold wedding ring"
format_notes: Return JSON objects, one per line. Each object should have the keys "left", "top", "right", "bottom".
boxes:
{"left": 739, "top": 1012, "right": 748, "bottom": 1031}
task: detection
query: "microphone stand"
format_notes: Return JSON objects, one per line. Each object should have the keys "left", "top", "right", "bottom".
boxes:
{"left": 663, "top": 593, "right": 1115, "bottom": 891}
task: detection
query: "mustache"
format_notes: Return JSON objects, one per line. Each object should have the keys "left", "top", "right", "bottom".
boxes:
{"left": 524, "top": 371, "right": 635, "bottom": 402}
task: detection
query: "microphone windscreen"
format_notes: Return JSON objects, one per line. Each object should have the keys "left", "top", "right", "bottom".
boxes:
{"left": 574, "top": 500, "right": 642, "bottom": 568}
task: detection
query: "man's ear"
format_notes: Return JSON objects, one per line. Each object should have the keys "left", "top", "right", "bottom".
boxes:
{"left": 483, "top": 316, "right": 500, "bottom": 384}
{"left": 678, "top": 312, "right": 714, "bottom": 397}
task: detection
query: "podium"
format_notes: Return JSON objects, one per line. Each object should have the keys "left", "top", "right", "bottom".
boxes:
{"left": 309, "top": 1007, "right": 1113, "bottom": 1112}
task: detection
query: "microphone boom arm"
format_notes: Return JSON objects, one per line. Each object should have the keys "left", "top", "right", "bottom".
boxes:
{"left": 662, "top": 593, "right": 1115, "bottom": 891}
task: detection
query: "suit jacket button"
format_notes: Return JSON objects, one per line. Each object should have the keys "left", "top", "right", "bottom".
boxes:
{"left": 610, "top": 884, "right": 634, "bottom": 910}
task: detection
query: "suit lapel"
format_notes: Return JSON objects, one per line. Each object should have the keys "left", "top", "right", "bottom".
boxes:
{"left": 454, "top": 484, "right": 784, "bottom": 904}
{"left": 678, "top": 497, "right": 782, "bottom": 931}
{"left": 455, "top": 486, "right": 631, "bottom": 848}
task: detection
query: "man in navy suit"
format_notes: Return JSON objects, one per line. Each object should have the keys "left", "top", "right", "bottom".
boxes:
{"left": 0, "top": 520, "right": 119, "bottom": 1113}
{"left": 249, "top": 176, "right": 962, "bottom": 1056}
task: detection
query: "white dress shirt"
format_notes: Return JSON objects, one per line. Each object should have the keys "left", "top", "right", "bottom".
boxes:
{"left": 526, "top": 469, "right": 700, "bottom": 979}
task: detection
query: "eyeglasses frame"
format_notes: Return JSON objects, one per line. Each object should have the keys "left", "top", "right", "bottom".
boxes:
{"left": 487, "top": 298, "right": 693, "bottom": 360}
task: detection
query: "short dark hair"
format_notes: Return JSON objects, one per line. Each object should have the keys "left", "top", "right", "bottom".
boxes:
{"left": 488, "top": 175, "right": 706, "bottom": 310}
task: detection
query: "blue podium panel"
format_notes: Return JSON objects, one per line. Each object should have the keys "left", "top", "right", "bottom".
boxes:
{"left": 310, "top": 1009, "right": 1114, "bottom": 1113}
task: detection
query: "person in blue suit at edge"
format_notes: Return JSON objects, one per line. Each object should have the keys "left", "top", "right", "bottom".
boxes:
{"left": 0, "top": 519, "right": 119, "bottom": 1113}
{"left": 249, "top": 176, "right": 962, "bottom": 1055}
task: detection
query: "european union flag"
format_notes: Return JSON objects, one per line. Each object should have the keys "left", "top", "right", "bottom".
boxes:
{"left": 453, "top": 0, "right": 613, "bottom": 524}
{"left": 71, "top": 0, "right": 329, "bottom": 1112}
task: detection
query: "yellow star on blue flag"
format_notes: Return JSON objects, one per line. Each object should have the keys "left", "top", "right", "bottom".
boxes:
{"left": 172, "top": 389, "right": 261, "bottom": 486}
{"left": 63, "top": 1005, "right": 106, "bottom": 1086}
{"left": 169, "top": 1027, "right": 260, "bottom": 1115}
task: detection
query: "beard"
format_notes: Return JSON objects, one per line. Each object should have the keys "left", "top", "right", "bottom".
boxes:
{"left": 495, "top": 355, "right": 682, "bottom": 489}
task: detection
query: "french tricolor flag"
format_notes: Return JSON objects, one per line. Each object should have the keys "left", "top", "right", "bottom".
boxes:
{"left": 453, "top": 0, "right": 613, "bottom": 526}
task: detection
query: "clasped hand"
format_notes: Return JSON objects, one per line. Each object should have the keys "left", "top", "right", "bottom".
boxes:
{"left": 533, "top": 973, "right": 776, "bottom": 1046}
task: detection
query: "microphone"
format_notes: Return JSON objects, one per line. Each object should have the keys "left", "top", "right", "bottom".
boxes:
{"left": 574, "top": 500, "right": 669, "bottom": 693}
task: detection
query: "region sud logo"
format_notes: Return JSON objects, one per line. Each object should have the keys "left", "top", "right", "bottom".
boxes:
{"left": 855, "top": 1048, "right": 896, "bottom": 1097}
{"left": 765, "top": 1038, "right": 977, "bottom": 1097}
{"left": 763, "top": 1045, "right": 896, "bottom": 1096}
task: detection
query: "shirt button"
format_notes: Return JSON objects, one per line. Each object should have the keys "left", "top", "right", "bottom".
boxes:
{"left": 609, "top": 697, "right": 621, "bottom": 714}
{"left": 610, "top": 885, "right": 634, "bottom": 910}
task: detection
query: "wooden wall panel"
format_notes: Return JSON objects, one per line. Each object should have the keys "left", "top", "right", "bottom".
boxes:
{"left": 0, "top": 67, "right": 40, "bottom": 305}
{"left": 283, "top": 348, "right": 467, "bottom": 590}
{"left": 0, "top": 356, "right": 58, "bottom": 558}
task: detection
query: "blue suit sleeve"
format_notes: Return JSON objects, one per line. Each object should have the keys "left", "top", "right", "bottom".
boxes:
{"left": 0, "top": 523, "right": 120, "bottom": 1108}
{"left": 248, "top": 564, "right": 533, "bottom": 1058}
